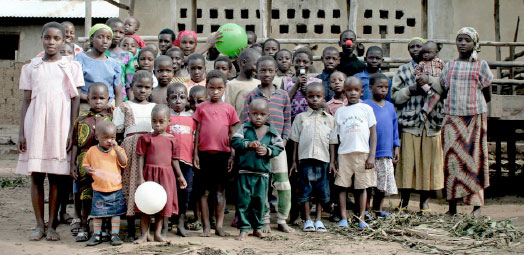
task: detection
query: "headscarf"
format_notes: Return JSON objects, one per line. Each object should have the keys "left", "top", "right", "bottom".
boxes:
{"left": 456, "top": 27, "right": 480, "bottom": 61}
{"left": 129, "top": 34, "right": 146, "bottom": 49}
{"left": 408, "top": 37, "right": 427, "bottom": 45}
{"left": 174, "top": 30, "right": 197, "bottom": 47}
{"left": 89, "top": 24, "right": 113, "bottom": 42}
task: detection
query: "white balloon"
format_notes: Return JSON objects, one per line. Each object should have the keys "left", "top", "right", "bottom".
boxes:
{"left": 134, "top": 181, "right": 167, "bottom": 215}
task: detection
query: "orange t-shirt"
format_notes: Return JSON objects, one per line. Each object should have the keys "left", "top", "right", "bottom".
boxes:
{"left": 82, "top": 145, "right": 127, "bottom": 192}
{"left": 185, "top": 78, "right": 206, "bottom": 91}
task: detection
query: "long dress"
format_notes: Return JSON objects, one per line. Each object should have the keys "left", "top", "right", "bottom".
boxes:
{"left": 113, "top": 101, "right": 156, "bottom": 216}
{"left": 16, "top": 56, "right": 84, "bottom": 175}
{"left": 136, "top": 133, "right": 179, "bottom": 216}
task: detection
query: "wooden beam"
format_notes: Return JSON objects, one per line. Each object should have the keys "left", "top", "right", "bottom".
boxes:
{"left": 494, "top": 0, "right": 501, "bottom": 85}
{"left": 129, "top": 0, "right": 135, "bottom": 16}
{"left": 348, "top": 0, "right": 358, "bottom": 31}
{"left": 85, "top": 0, "right": 92, "bottom": 38}
{"left": 103, "top": 0, "right": 129, "bottom": 10}
{"left": 170, "top": 0, "right": 177, "bottom": 31}
{"left": 421, "top": 0, "right": 428, "bottom": 38}
{"left": 191, "top": 0, "right": 197, "bottom": 31}
{"left": 259, "top": 0, "right": 268, "bottom": 39}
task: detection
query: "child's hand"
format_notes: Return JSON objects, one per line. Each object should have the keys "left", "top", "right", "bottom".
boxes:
{"left": 393, "top": 147, "right": 400, "bottom": 163}
{"left": 17, "top": 136, "right": 27, "bottom": 153}
{"left": 193, "top": 154, "right": 200, "bottom": 170}
{"left": 178, "top": 177, "right": 187, "bottom": 189}
{"left": 70, "top": 164, "right": 78, "bottom": 180}
{"left": 110, "top": 140, "right": 118, "bottom": 150}
{"left": 329, "top": 162, "right": 338, "bottom": 177}
{"left": 227, "top": 156, "right": 234, "bottom": 172}
{"left": 206, "top": 31, "right": 223, "bottom": 46}
{"left": 289, "top": 161, "right": 298, "bottom": 177}
{"left": 85, "top": 166, "right": 95, "bottom": 175}
{"left": 256, "top": 146, "right": 268, "bottom": 156}
{"left": 248, "top": 141, "right": 260, "bottom": 149}
{"left": 66, "top": 134, "right": 73, "bottom": 152}
{"left": 416, "top": 74, "right": 429, "bottom": 85}
{"left": 365, "top": 157, "right": 375, "bottom": 169}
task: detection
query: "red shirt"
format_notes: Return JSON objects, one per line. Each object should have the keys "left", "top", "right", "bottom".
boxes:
{"left": 167, "top": 113, "right": 197, "bottom": 166}
{"left": 193, "top": 101, "right": 239, "bottom": 152}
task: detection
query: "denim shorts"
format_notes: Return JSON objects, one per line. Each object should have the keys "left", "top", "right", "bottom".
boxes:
{"left": 297, "top": 159, "right": 330, "bottom": 204}
{"left": 91, "top": 189, "right": 126, "bottom": 218}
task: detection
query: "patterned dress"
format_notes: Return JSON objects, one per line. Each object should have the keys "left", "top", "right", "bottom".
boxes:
{"left": 113, "top": 101, "right": 156, "bottom": 216}
{"left": 105, "top": 50, "right": 135, "bottom": 99}
{"left": 72, "top": 110, "right": 112, "bottom": 200}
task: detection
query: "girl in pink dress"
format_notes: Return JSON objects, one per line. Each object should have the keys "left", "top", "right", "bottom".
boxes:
{"left": 17, "top": 22, "right": 84, "bottom": 241}
{"left": 134, "top": 104, "right": 187, "bottom": 243}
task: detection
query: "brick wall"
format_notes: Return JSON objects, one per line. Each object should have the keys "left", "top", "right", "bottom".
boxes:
{"left": 0, "top": 60, "right": 26, "bottom": 125}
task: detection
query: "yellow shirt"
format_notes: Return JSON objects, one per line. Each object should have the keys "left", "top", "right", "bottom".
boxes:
{"left": 225, "top": 78, "right": 260, "bottom": 120}
{"left": 83, "top": 145, "right": 127, "bottom": 192}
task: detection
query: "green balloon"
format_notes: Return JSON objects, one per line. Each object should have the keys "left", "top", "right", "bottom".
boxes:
{"left": 216, "top": 23, "right": 248, "bottom": 57}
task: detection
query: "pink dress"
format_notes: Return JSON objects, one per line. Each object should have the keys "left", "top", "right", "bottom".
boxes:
{"left": 16, "top": 56, "right": 84, "bottom": 175}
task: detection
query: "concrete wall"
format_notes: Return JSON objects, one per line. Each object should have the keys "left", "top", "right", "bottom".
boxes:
{"left": 0, "top": 24, "right": 86, "bottom": 62}
{"left": 0, "top": 60, "right": 25, "bottom": 125}
{"left": 123, "top": 0, "right": 523, "bottom": 63}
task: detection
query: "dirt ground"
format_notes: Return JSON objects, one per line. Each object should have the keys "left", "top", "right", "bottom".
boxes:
{"left": 1, "top": 152, "right": 524, "bottom": 255}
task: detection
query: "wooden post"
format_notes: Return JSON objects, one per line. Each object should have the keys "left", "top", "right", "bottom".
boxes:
{"left": 85, "top": 0, "right": 92, "bottom": 37}
{"left": 170, "top": 0, "right": 177, "bottom": 31}
{"left": 421, "top": 0, "right": 428, "bottom": 38}
{"left": 348, "top": 0, "right": 358, "bottom": 32}
{"left": 259, "top": 0, "right": 268, "bottom": 39}
{"left": 494, "top": 0, "right": 502, "bottom": 94}
{"left": 191, "top": 0, "right": 197, "bottom": 31}
{"left": 129, "top": 0, "right": 135, "bottom": 16}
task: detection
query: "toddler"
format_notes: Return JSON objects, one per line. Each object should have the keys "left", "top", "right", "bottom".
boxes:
{"left": 414, "top": 41, "right": 445, "bottom": 121}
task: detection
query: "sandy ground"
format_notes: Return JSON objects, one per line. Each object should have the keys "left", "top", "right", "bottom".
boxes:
{"left": 1, "top": 152, "right": 524, "bottom": 255}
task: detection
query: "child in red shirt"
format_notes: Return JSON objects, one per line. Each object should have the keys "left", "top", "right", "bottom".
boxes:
{"left": 166, "top": 83, "right": 197, "bottom": 237}
{"left": 193, "top": 70, "right": 239, "bottom": 237}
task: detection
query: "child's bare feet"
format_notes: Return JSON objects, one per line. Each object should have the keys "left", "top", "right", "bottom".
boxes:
{"left": 278, "top": 223, "right": 294, "bottom": 233}
{"left": 154, "top": 233, "right": 166, "bottom": 242}
{"left": 177, "top": 225, "right": 190, "bottom": 237}
{"left": 29, "top": 227, "right": 46, "bottom": 241}
{"left": 235, "top": 231, "right": 248, "bottom": 241}
{"left": 133, "top": 235, "right": 147, "bottom": 244}
{"left": 200, "top": 228, "right": 211, "bottom": 237}
{"left": 45, "top": 228, "right": 60, "bottom": 241}
{"left": 261, "top": 223, "right": 271, "bottom": 234}
{"left": 215, "top": 227, "right": 230, "bottom": 237}
{"left": 253, "top": 229, "right": 265, "bottom": 239}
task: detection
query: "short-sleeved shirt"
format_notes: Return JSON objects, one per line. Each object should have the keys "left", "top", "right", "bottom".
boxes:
{"left": 82, "top": 145, "right": 127, "bottom": 192}
{"left": 326, "top": 97, "right": 348, "bottom": 115}
{"left": 167, "top": 112, "right": 196, "bottom": 166}
{"left": 194, "top": 101, "right": 239, "bottom": 152}
{"left": 331, "top": 103, "right": 377, "bottom": 154}
{"left": 75, "top": 51, "right": 122, "bottom": 102}
{"left": 225, "top": 78, "right": 260, "bottom": 120}
{"left": 337, "top": 53, "right": 366, "bottom": 77}
{"left": 440, "top": 60, "right": 493, "bottom": 116}
{"left": 289, "top": 108, "right": 338, "bottom": 163}
{"left": 282, "top": 76, "right": 323, "bottom": 118}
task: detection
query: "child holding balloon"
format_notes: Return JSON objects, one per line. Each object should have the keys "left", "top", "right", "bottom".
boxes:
{"left": 134, "top": 104, "right": 187, "bottom": 243}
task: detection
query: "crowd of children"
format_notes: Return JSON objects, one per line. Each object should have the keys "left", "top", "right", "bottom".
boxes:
{"left": 16, "top": 17, "right": 492, "bottom": 245}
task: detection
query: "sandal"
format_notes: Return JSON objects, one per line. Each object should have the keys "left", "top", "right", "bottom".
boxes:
{"left": 418, "top": 209, "right": 431, "bottom": 215}
{"left": 376, "top": 211, "right": 391, "bottom": 218}
{"left": 75, "top": 232, "right": 89, "bottom": 242}
{"left": 314, "top": 221, "right": 327, "bottom": 232}
{"left": 357, "top": 221, "right": 369, "bottom": 230}
{"left": 70, "top": 218, "right": 82, "bottom": 236}
{"left": 364, "top": 211, "right": 373, "bottom": 221}
{"left": 303, "top": 220, "right": 315, "bottom": 232}
{"left": 187, "top": 221, "right": 202, "bottom": 231}
{"left": 338, "top": 219, "right": 349, "bottom": 228}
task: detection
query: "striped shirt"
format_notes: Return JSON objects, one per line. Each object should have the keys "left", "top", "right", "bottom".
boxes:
{"left": 242, "top": 85, "right": 292, "bottom": 140}
{"left": 440, "top": 60, "right": 493, "bottom": 116}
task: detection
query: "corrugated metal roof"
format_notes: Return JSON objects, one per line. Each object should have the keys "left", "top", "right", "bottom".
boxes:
{"left": 0, "top": 0, "right": 120, "bottom": 18}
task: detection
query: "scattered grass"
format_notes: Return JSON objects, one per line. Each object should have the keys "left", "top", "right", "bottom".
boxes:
{"left": 0, "top": 177, "right": 27, "bottom": 188}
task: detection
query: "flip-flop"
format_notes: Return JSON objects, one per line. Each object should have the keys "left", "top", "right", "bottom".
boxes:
{"left": 337, "top": 219, "right": 349, "bottom": 228}
{"left": 364, "top": 211, "right": 373, "bottom": 221}
{"left": 357, "top": 221, "right": 369, "bottom": 230}
{"left": 418, "top": 209, "right": 431, "bottom": 215}
{"left": 314, "top": 221, "right": 327, "bottom": 232}
{"left": 303, "top": 220, "right": 315, "bottom": 232}
{"left": 70, "top": 218, "right": 82, "bottom": 236}
{"left": 377, "top": 211, "right": 392, "bottom": 218}
{"left": 75, "top": 232, "right": 89, "bottom": 242}
{"left": 29, "top": 228, "right": 46, "bottom": 241}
